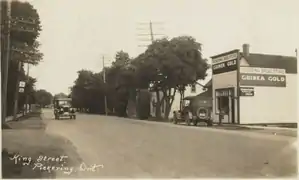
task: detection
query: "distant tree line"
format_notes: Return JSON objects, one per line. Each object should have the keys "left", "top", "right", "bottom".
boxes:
{"left": 70, "top": 37, "right": 209, "bottom": 120}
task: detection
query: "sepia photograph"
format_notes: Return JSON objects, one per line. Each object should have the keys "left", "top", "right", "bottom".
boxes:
{"left": 1, "top": 0, "right": 298, "bottom": 178}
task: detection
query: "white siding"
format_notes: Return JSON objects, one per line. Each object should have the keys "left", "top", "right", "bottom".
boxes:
{"left": 240, "top": 57, "right": 249, "bottom": 66}
{"left": 212, "top": 71, "right": 238, "bottom": 123}
{"left": 240, "top": 74, "right": 297, "bottom": 124}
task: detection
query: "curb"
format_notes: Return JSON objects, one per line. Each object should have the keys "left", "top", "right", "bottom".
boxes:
{"left": 233, "top": 125, "right": 297, "bottom": 132}
{"left": 5, "top": 114, "right": 23, "bottom": 122}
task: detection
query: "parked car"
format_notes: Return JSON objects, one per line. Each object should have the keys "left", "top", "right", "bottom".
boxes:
{"left": 173, "top": 96, "right": 213, "bottom": 126}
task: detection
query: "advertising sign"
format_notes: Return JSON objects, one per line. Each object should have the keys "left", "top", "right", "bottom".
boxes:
{"left": 212, "top": 51, "right": 239, "bottom": 75}
{"left": 240, "top": 67, "right": 286, "bottom": 75}
{"left": 240, "top": 73, "right": 286, "bottom": 87}
{"left": 19, "top": 88, "right": 24, "bottom": 93}
{"left": 19, "top": 81, "right": 26, "bottom": 88}
{"left": 239, "top": 87, "right": 254, "bottom": 96}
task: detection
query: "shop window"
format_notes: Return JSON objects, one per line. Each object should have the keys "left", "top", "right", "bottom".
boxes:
{"left": 191, "top": 84, "right": 196, "bottom": 93}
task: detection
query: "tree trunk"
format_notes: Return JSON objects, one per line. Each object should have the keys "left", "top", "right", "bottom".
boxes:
{"left": 163, "top": 88, "right": 177, "bottom": 119}
{"left": 179, "top": 90, "right": 184, "bottom": 111}
{"left": 155, "top": 90, "right": 162, "bottom": 119}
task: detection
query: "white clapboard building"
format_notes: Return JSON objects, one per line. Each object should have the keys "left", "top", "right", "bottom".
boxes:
{"left": 211, "top": 44, "right": 297, "bottom": 124}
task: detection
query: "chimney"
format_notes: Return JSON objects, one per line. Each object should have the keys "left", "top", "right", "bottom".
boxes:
{"left": 243, "top": 44, "right": 250, "bottom": 57}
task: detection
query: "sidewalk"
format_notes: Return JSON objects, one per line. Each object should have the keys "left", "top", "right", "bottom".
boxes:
{"left": 5, "top": 113, "right": 23, "bottom": 122}
{"left": 2, "top": 111, "right": 83, "bottom": 178}
{"left": 211, "top": 124, "right": 297, "bottom": 137}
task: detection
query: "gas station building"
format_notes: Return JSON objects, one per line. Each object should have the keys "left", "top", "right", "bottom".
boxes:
{"left": 211, "top": 44, "right": 297, "bottom": 124}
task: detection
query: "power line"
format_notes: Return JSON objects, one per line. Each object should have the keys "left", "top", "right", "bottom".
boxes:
{"left": 136, "top": 21, "right": 166, "bottom": 48}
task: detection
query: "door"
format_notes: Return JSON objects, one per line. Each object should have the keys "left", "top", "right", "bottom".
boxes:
{"left": 231, "top": 96, "right": 235, "bottom": 123}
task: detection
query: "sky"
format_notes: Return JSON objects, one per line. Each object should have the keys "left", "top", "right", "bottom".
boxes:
{"left": 23, "top": 0, "right": 299, "bottom": 95}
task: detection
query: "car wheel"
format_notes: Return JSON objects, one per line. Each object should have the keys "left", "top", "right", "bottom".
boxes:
{"left": 193, "top": 120, "right": 198, "bottom": 126}
{"left": 173, "top": 116, "right": 178, "bottom": 124}
{"left": 186, "top": 118, "right": 190, "bottom": 126}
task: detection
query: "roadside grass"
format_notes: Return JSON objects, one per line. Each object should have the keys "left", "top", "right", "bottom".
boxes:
{"left": 2, "top": 111, "right": 83, "bottom": 178}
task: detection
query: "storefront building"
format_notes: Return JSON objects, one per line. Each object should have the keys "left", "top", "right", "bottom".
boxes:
{"left": 211, "top": 44, "right": 297, "bottom": 124}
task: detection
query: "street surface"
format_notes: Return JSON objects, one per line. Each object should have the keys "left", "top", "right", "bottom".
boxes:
{"left": 43, "top": 109, "right": 297, "bottom": 178}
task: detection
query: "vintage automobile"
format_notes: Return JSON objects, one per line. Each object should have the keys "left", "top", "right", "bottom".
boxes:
{"left": 53, "top": 98, "right": 76, "bottom": 120}
{"left": 173, "top": 95, "right": 213, "bottom": 126}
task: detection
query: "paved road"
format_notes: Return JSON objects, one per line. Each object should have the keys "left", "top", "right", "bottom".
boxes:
{"left": 43, "top": 109, "right": 297, "bottom": 178}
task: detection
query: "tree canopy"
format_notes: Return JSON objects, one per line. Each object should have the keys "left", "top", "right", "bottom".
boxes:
{"left": 1, "top": 0, "right": 43, "bottom": 116}
{"left": 35, "top": 89, "right": 53, "bottom": 107}
{"left": 71, "top": 36, "right": 209, "bottom": 119}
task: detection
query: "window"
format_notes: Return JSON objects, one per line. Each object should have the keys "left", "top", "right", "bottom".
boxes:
{"left": 215, "top": 89, "right": 231, "bottom": 114}
{"left": 58, "top": 101, "right": 70, "bottom": 106}
{"left": 191, "top": 84, "right": 196, "bottom": 93}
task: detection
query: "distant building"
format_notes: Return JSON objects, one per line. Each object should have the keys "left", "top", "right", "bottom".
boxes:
{"left": 211, "top": 44, "right": 297, "bottom": 124}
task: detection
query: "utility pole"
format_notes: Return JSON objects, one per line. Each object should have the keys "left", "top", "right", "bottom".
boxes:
{"left": 136, "top": 21, "right": 165, "bottom": 46}
{"left": 136, "top": 21, "right": 166, "bottom": 117}
{"left": 102, "top": 55, "right": 108, "bottom": 116}
{"left": 10, "top": 17, "right": 38, "bottom": 120}
{"left": 25, "top": 63, "right": 30, "bottom": 114}
{"left": 1, "top": 0, "right": 11, "bottom": 124}
{"left": 13, "top": 61, "right": 22, "bottom": 120}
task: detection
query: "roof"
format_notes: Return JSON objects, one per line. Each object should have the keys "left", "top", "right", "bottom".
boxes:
{"left": 184, "top": 88, "right": 212, "bottom": 101}
{"left": 54, "top": 98, "right": 71, "bottom": 101}
{"left": 183, "top": 96, "right": 196, "bottom": 100}
{"left": 241, "top": 53, "right": 297, "bottom": 74}
{"left": 196, "top": 89, "right": 212, "bottom": 98}
{"left": 204, "top": 79, "right": 212, "bottom": 88}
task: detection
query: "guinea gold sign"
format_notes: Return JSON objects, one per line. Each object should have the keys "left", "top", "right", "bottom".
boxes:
{"left": 240, "top": 73, "right": 286, "bottom": 87}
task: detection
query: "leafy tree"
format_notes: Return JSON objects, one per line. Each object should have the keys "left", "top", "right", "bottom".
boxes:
{"left": 106, "top": 51, "right": 136, "bottom": 117}
{"left": 70, "top": 37, "right": 209, "bottom": 121}
{"left": 1, "top": 0, "right": 42, "bottom": 116}
{"left": 35, "top": 89, "right": 53, "bottom": 107}
{"left": 70, "top": 70, "right": 105, "bottom": 113}
{"left": 53, "top": 93, "right": 68, "bottom": 99}
{"left": 134, "top": 36, "right": 209, "bottom": 119}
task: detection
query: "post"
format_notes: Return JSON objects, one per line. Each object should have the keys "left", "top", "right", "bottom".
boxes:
{"left": 13, "top": 61, "right": 22, "bottom": 120}
{"left": 149, "top": 21, "right": 154, "bottom": 42}
{"left": 1, "top": 0, "right": 11, "bottom": 123}
{"left": 25, "top": 63, "right": 30, "bottom": 114}
{"left": 102, "top": 56, "right": 108, "bottom": 116}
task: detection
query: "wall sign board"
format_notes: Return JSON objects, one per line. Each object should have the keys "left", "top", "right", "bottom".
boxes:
{"left": 239, "top": 87, "right": 254, "bottom": 96}
{"left": 240, "top": 73, "right": 286, "bottom": 87}
{"left": 212, "top": 51, "right": 239, "bottom": 75}
{"left": 19, "top": 88, "right": 24, "bottom": 93}
{"left": 240, "top": 67, "right": 286, "bottom": 75}
{"left": 212, "top": 59, "right": 237, "bottom": 74}
{"left": 19, "top": 81, "right": 26, "bottom": 88}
